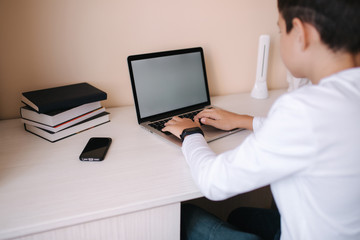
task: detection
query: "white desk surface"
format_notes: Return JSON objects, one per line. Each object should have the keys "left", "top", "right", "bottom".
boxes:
{"left": 0, "top": 89, "right": 285, "bottom": 239}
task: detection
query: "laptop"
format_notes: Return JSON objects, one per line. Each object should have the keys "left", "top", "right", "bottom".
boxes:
{"left": 127, "top": 47, "right": 242, "bottom": 146}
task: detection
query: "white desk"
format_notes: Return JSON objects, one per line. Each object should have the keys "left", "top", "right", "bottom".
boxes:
{"left": 0, "top": 90, "right": 285, "bottom": 240}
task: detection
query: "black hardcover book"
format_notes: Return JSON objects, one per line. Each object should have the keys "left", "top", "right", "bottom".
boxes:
{"left": 21, "top": 82, "right": 107, "bottom": 113}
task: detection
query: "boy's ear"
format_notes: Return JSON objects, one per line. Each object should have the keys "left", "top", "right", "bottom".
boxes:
{"left": 292, "top": 18, "right": 308, "bottom": 51}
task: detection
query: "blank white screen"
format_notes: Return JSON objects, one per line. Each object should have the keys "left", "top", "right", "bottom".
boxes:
{"left": 132, "top": 52, "right": 208, "bottom": 118}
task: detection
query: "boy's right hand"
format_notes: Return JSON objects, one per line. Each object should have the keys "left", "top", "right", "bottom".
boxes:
{"left": 194, "top": 108, "right": 254, "bottom": 131}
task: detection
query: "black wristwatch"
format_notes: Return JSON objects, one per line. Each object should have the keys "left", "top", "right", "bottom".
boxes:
{"left": 180, "top": 127, "right": 204, "bottom": 142}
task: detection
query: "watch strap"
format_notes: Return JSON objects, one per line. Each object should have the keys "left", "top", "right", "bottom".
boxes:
{"left": 180, "top": 127, "right": 204, "bottom": 142}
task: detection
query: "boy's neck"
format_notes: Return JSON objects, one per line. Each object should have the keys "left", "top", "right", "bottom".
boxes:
{"left": 356, "top": 53, "right": 360, "bottom": 66}
{"left": 307, "top": 49, "right": 358, "bottom": 84}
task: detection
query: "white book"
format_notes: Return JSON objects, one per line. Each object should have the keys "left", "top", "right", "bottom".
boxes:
{"left": 20, "top": 101, "right": 102, "bottom": 127}
{"left": 24, "top": 112, "right": 110, "bottom": 142}
{"left": 21, "top": 107, "right": 106, "bottom": 132}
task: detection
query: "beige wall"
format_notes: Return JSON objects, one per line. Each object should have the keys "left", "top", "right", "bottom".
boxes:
{"left": 0, "top": 0, "right": 287, "bottom": 120}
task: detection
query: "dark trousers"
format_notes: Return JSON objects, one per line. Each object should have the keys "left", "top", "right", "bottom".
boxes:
{"left": 181, "top": 204, "right": 281, "bottom": 240}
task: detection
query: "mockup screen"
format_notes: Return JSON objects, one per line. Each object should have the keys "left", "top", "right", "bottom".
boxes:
{"left": 131, "top": 52, "right": 208, "bottom": 118}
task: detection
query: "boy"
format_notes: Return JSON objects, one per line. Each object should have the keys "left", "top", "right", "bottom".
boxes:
{"left": 163, "top": 0, "right": 360, "bottom": 239}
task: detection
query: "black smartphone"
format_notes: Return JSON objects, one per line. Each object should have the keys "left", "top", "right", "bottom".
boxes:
{"left": 79, "top": 137, "right": 112, "bottom": 161}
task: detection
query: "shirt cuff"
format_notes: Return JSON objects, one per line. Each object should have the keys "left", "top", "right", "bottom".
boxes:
{"left": 252, "top": 117, "right": 266, "bottom": 133}
{"left": 181, "top": 133, "right": 208, "bottom": 156}
{"left": 182, "top": 133, "right": 205, "bottom": 145}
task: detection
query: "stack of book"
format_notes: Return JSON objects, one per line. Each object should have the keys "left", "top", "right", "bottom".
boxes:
{"left": 20, "top": 82, "right": 110, "bottom": 142}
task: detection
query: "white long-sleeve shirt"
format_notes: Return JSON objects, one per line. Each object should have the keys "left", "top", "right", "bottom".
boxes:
{"left": 182, "top": 68, "right": 360, "bottom": 240}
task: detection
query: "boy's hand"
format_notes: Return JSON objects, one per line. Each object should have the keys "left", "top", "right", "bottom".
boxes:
{"left": 162, "top": 117, "right": 200, "bottom": 139}
{"left": 194, "top": 108, "right": 254, "bottom": 131}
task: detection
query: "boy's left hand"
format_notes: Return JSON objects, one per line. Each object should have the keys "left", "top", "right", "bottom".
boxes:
{"left": 162, "top": 116, "right": 200, "bottom": 139}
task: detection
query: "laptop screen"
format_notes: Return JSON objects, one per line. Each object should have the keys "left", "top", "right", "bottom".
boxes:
{"left": 128, "top": 48, "right": 210, "bottom": 122}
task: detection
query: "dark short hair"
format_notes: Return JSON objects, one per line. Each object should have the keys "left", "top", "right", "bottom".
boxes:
{"left": 278, "top": 0, "right": 360, "bottom": 53}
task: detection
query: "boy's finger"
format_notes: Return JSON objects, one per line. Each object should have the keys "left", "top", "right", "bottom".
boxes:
{"left": 196, "top": 111, "right": 218, "bottom": 120}
{"left": 201, "top": 117, "right": 218, "bottom": 128}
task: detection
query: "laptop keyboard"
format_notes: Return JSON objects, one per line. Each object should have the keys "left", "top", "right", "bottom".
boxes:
{"left": 149, "top": 110, "right": 203, "bottom": 135}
